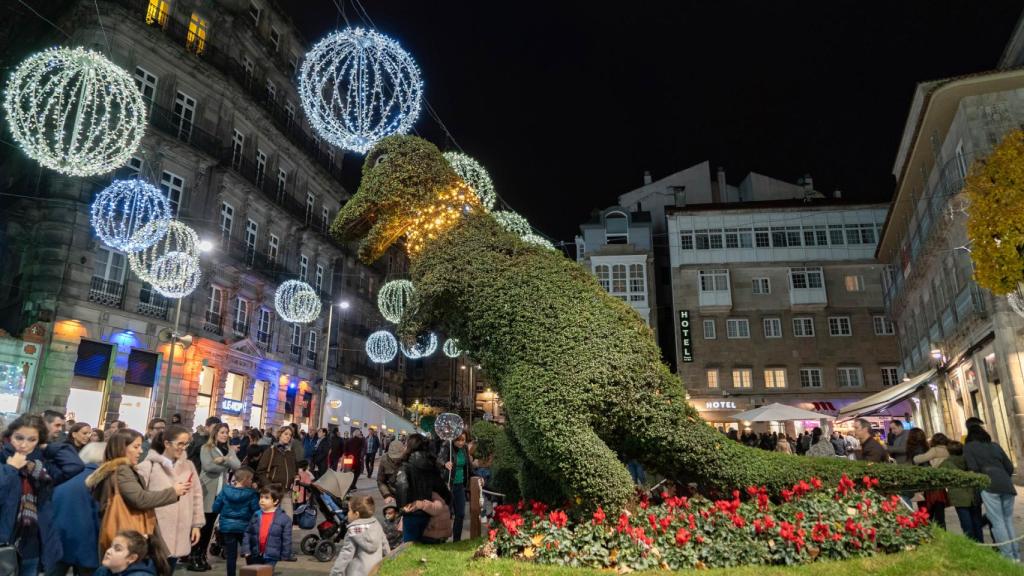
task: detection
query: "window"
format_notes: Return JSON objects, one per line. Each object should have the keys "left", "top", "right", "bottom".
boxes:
{"left": 265, "top": 80, "right": 276, "bottom": 104}
{"left": 288, "top": 54, "right": 299, "bottom": 78}
{"left": 789, "top": 266, "right": 823, "bottom": 289}
{"left": 219, "top": 202, "right": 233, "bottom": 243}
{"left": 628, "top": 264, "right": 645, "bottom": 302}
{"left": 873, "top": 315, "right": 895, "bottom": 335}
{"left": 159, "top": 171, "right": 184, "bottom": 216}
{"left": 680, "top": 231, "right": 693, "bottom": 250}
{"left": 173, "top": 91, "right": 196, "bottom": 142}
{"left": 726, "top": 319, "right": 750, "bottom": 339}
{"left": 764, "top": 368, "right": 786, "bottom": 388}
{"left": 307, "top": 330, "right": 318, "bottom": 362}
{"left": 244, "top": 219, "right": 258, "bottom": 263}
{"left": 146, "top": 0, "right": 170, "bottom": 26}
{"left": 257, "top": 308, "right": 272, "bottom": 344}
{"left": 234, "top": 297, "right": 249, "bottom": 334}
{"left": 321, "top": 207, "right": 330, "bottom": 232}
{"left": 594, "top": 265, "right": 610, "bottom": 291}
{"left": 285, "top": 101, "right": 295, "bottom": 127}
{"left": 828, "top": 316, "right": 852, "bottom": 336}
{"left": 763, "top": 318, "right": 782, "bottom": 338}
{"left": 695, "top": 230, "right": 710, "bottom": 250}
{"left": 231, "top": 130, "right": 245, "bottom": 171}
{"left": 207, "top": 285, "right": 223, "bottom": 323}
{"left": 299, "top": 254, "right": 308, "bottom": 282}
{"left": 706, "top": 369, "right": 719, "bottom": 389}
{"left": 752, "top": 277, "right": 770, "bottom": 294}
{"left": 611, "top": 264, "right": 627, "bottom": 296}
{"left": 845, "top": 275, "right": 864, "bottom": 292}
{"left": 250, "top": 379, "right": 266, "bottom": 428}
{"left": 792, "top": 317, "right": 815, "bottom": 337}
{"left": 829, "top": 226, "right": 845, "bottom": 245}
{"left": 126, "top": 156, "right": 143, "bottom": 178}
{"left": 94, "top": 247, "right": 127, "bottom": 284}
{"left": 752, "top": 228, "right": 768, "bottom": 248}
{"left": 242, "top": 56, "right": 255, "bottom": 89}
{"left": 315, "top": 264, "right": 324, "bottom": 293}
{"left": 800, "top": 368, "right": 822, "bottom": 388}
{"left": 724, "top": 229, "right": 739, "bottom": 248}
{"left": 306, "top": 192, "right": 316, "bottom": 225}
{"left": 837, "top": 367, "right": 863, "bottom": 387}
{"left": 738, "top": 230, "right": 753, "bottom": 248}
{"left": 255, "top": 149, "right": 267, "bottom": 188}
{"left": 605, "top": 212, "right": 628, "bottom": 244}
{"left": 709, "top": 229, "right": 723, "bottom": 249}
{"left": 133, "top": 67, "right": 158, "bottom": 111}
{"left": 698, "top": 269, "right": 729, "bottom": 292}
{"left": 731, "top": 368, "right": 752, "bottom": 389}
{"left": 248, "top": 2, "right": 261, "bottom": 26}
{"left": 703, "top": 319, "right": 716, "bottom": 339}
{"left": 276, "top": 168, "right": 288, "bottom": 201}
{"left": 186, "top": 12, "right": 208, "bottom": 55}
{"left": 268, "top": 234, "right": 279, "bottom": 265}
{"left": 270, "top": 27, "right": 281, "bottom": 52}
{"left": 881, "top": 367, "right": 900, "bottom": 387}
{"left": 290, "top": 325, "right": 302, "bottom": 357}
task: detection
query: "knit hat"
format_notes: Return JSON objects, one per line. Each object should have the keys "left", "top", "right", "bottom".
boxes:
{"left": 387, "top": 440, "right": 405, "bottom": 459}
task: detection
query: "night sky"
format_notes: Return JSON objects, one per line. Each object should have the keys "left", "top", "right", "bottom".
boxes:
{"left": 285, "top": 1, "right": 1022, "bottom": 245}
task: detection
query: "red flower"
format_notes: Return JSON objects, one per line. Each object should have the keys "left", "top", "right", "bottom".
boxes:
{"left": 549, "top": 510, "right": 568, "bottom": 529}
{"left": 659, "top": 515, "right": 672, "bottom": 531}
{"left": 616, "top": 513, "right": 631, "bottom": 533}
{"left": 675, "top": 527, "right": 692, "bottom": 545}
{"left": 488, "top": 528, "right": 497, "bottom": 542}
{"left": 501, "top": 513, "right": 524, "bottom": 535}
{"left": 531, "top": 501, "right": 548, "bottom": 517}
{"left": 810, "top": 477, "right": 823, "bottom": 489}
{"left": 781, "top": 488, "right": 794, "bottom": 502}
{"left": 795, "top": 512, "right": 805, "bottom": 522}
{"left": 746, "top": 486, "right": 759, "bottom": 497}
{"left": 731, "top": 515, "right": 746, "bottom": 528}
{"left": 753, "top": 519, "right": 764, "bottom": 534}
{"left": 592, "top": 506, "right": 606, "bottom": 525}
{"left": 696, "top": 535, "right": 705, "bottom": 544}
{"left": 648, "top": 514, "right": 658, "bottom": 531}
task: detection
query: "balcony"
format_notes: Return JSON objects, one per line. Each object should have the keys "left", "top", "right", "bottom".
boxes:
{"left": 790, "top": 286, "right": 828, "bottom": 309}
{"left": 88, "top": 277, "right": 124, "bottom": 309}
{"left": 256, "top": 331, "right": 273, "bottom": 351}
{"left": 307, "top": 350, "right": 319, "bottom": 366}
{"left": 289, "top": 346, "right": 302, "bottom": 364}
{"left": 204, "top": 311, "right": 223, "bottom": 335}
{"left": 137, "top": 290, "right": 169, "bottom": 320}
{"left": 698, "top": 289, "right": 731, "bottom": 311}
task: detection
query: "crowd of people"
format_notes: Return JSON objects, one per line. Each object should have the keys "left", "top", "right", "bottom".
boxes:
{"left": 724, "top": 416, "right": 1019, "bottom": 561}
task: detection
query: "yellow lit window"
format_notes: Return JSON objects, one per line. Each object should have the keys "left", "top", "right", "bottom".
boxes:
{"left": 186, "top": 12, "right": 209, "bottom": 55}
{"left": 146, "top": 0, "right": 170, "bottom": 27}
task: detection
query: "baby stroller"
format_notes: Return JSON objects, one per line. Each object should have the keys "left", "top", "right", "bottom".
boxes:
{"left": 298, "top": 466, "right": 355, "bottom": 562}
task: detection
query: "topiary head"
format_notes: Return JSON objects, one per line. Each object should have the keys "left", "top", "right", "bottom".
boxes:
{"left": 331, "top": 135, "right": 479, "bottom": 262}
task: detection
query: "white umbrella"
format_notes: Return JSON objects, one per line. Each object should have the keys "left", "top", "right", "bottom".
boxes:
{"left": 730, "top": 402, "right": 835, "bottom": 423}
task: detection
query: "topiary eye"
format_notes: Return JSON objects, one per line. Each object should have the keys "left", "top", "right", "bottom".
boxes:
{"left": 373, "top": 153, "right": 389, "bottom": 167}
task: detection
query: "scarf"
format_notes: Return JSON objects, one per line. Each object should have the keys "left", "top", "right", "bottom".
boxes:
{"left": 216, "top": 442, "right": 229, "bottom": 456}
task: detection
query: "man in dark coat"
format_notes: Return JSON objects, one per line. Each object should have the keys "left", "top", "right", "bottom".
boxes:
{"left": 345, "top": 428, "right": 366, "bottom": 484}
{"left": 853, "top": 418, "right": 889, "bottom": 463}
{"left": 50, "top": 442, "right": 103, "bottom": 575}
{"left": 187, "top": 416, "right": 221, "bottom": 471}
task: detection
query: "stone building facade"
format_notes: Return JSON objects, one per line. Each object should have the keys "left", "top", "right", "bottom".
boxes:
{"left": 0, "top": 0, "right": 408, "bottom": 430}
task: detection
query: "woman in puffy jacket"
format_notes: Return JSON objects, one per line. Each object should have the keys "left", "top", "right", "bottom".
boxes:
{"left": 136, "top": 424, "right": 204, "bottom": 572}
{"left": 395, "top": 434, "right": 450, "bottom": 543}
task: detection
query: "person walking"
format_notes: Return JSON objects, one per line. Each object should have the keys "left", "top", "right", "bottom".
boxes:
{"left": 964, "top": 426, "right": 1019, "bottom": 561}
{"left": 940, "top": 441, "right": 984, "bottom": 542}
{"left": 395, "top": 434, "right": 451, "bottom": 543}
{"left": 364, "top": 428, "right": 381, "bottom": 479}
{"left": 805, "top": 427, "right": 836, "bottom": 458}
{"left": 87, "top": 429, "right": 189, "bottom": 561}
{"left": 195, "top": 422, "right": 241, "bottom": 570}
{"left": 0, "top": 413, "right": 61, "bottom": 575}
{"left": 49, "top": 441, "right": 105, "bottom": 576}
{"left": 136, "top": 424, "right": 205, "bottom": 573}
{"left": 255, "top": 425, "right": 298, "bottom": 517}
{"left": 851, "top": 418, "right": 888, "bottom": 463}
{"left": 438, "top": 431, "right": 473, "bottom": 542}
{"left": 345, "top": 428, "right": 366, "bottom": 485}
{"left": 886, "top": 421, "right": 909, "bottom": 464}
{"left": 212, "top": 468, "right": 260, "bottom": 576}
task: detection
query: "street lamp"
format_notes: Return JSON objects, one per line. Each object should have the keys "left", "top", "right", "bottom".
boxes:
{"left": 317, "top": 299, "right": 351, "bottom": 428}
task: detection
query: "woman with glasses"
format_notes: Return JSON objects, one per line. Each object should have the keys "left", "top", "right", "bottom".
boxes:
{"left": 197, "top": 422, "right": 240, "bottom": 570}
{"left": 136, "top": 424, "right": 205, "bottom": 573}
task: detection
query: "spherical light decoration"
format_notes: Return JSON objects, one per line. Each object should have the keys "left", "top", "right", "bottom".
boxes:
{"left": 3, "top": 47, "right": 147, "bottom": 176}
{"left": 492, "top": 210, "right": 532, "bottom": 236}
{"left": 522, "top": 233, "right": 556, "bottom": 250}
{"left": 366, "top": 330, "right": 398, "bottom": 363}
{"left": 91, "top": 179, "right": 172, "bottom": 252}
{"left": 434, "top": 412, "right": 464, "bottom": 442}
{"left": 378, "top": 279, "right": 415, "bottom": 323}
{"left": 443, "top": 152, "right": 496, "bottom": 211}
{"left": 298, "top": 28, "right": 423, "bottom": 154}
{"left": 442, "top": 338, "right": 461, "bottom": 358}
{"left": 274, "top": 280, "right": 322, "bottom": 324}
{"left": 400, "top": 332, "right": 438, "bottom": 360}
{"left": 127, "top": 220, "right": 201, "bottom": 298}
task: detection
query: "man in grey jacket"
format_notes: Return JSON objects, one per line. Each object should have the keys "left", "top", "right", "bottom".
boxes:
{"left": 886, "top": 421, "right": 908, "bottom": 464}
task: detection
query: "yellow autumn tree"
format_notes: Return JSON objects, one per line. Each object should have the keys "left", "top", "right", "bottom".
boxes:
{"left": 966, "top": 129, "right": 1024, "bottom": 294}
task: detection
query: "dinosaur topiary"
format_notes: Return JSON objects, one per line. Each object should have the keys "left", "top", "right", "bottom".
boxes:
{"left": 332, "top": 135, "right": 987, "bottom": 511}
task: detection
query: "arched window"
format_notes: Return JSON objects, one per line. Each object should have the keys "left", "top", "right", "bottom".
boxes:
{"left": 605, "top": 211, "right": 628, "bottom": 244}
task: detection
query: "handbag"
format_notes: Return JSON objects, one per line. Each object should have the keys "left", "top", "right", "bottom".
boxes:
{"left": 98, "top": 471, "right": 157, "bottom": 553}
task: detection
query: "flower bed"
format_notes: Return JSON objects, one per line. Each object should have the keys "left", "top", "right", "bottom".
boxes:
{"left": 482, "top": 475, "right": 932, "bottom": 571}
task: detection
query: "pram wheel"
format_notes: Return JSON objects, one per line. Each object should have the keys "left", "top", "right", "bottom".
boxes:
{"left": 314, "top": 540, "right": 336, "bottom": 562}
{"left": 300, "top": 534, "right": 320, "bottom": 556}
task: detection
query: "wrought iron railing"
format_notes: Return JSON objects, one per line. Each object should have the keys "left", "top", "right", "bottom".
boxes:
{"left": 89, "top": 277, "right": 124, "bottom": 308}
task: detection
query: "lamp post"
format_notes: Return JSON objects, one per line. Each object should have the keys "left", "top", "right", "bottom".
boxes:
{"left": 317, "top": 299, "right": 350, "bottom": 428}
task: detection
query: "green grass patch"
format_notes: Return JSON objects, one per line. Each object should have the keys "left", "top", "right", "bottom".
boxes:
{"left": 379, "top": 529, "right": 1024, "bottom": 576}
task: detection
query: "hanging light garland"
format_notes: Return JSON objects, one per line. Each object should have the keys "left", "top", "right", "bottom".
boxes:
{"left": 442, "top": 338, "right": 461, "bottom": 358}
{"left": 522, "top": 233, "right": 556, "bottom": 250}
{"left": 366, "top": 330, "right": 398, "bottom": 363}
{"left": 274, "top": 280, "right": 322, "bottom": 324}
{"left": 378, "top": 279, "right": 415, "bottom": 323}
{"left": 401, "top": 332, "right": 438, "bottom": 359}
{"left": 3, "top": 47, "right": 147, "bottom": 176}
{"left": 492, "top": 210, "right": 533, "bottom": 236}
{"left": 443, "top": 151, "right": 496, "bottom": 211}
{"left": 127, "top": 220, "right": 201, "bottom": 298}
{"left": 298, "top": 28, "right": 423, "bottom": 154}
{"left": 91, "top": 180, "right": 172, "bottom": 252}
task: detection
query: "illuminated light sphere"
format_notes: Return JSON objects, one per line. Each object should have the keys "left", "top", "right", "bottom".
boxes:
{"left": 298, "top": 28, "right": 423, "bottom": 154}
{"left": 91, "top": 179, "right": 172, "bottom": 252}
{"left": 366, "top": 330, "right": 398, "bottom": 363}
{"left": 400, "top": 332, "right": 438, "bottom": 359}
{"left": 274, "top": 280, "right": 322, "bottom": 324}
{"left": 3, "top": 47, "right": 147, "bottom": 176}
{"left": 442, "top": 338, "right": 461, "bottom": 358}
{"left": 127, "top": 220, "right": 201, "bottom": 298}
{"left": 378, "top": 279, "right": 415, "bottom": 323}
{"left": 492, "top": 210, "right": 532, "bottom": 236}
{"left": 521, "top": 233, "right": 556, "bottom": 250}
{"left": 434, "top": 412, "right": 464, "bottom": 441}
{"left": 443, "top": 152, "right": 496, "bottom": 211}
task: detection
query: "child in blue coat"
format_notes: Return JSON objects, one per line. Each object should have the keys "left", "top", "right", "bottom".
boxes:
{"left": 93, "top": 530, "right": 165, "bottom": 576}
{"left": 212, "top": 467, "right": 260, "bottom": 576}
{"left": 241, "top": 483, "right": 292, "bottom": 567}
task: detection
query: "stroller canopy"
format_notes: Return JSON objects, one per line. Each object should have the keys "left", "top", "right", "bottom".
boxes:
{"left": 315, "top": 469, "right": 354, "bottom": 499}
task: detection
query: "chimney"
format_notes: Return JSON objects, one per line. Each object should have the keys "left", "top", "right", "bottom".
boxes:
{"left": 833, "top": 190, "right": 842, "bottom": 199}
{"left": 716, "top": 166, "right": 727, "bottom": 200}
{"left": 643, "top": 170, "right": 652, "bottom": 185}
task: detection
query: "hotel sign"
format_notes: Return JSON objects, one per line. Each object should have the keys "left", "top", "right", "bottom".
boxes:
{"left": 705, "top": 401, "right": 737, "bottom": 410}
{"left": 679, "top": 310, "right": 693, "bottom": 362}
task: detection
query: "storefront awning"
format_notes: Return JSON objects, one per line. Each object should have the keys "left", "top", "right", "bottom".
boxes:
{"left": 837, "top": 369, "right": 936, "bottom": 419}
